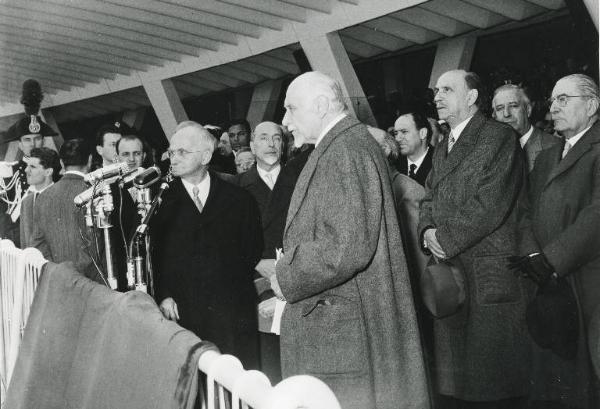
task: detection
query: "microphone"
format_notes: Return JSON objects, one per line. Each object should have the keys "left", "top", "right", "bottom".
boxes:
{"left": 74, "top": 168, "right": 146, "bottom": 207}
{"left": 135, "top": 180, "right": 170, "bottom": 235}
{"left": 84, "top": 162, "right": 129, "bottom": 184}
{"left": 134, "top": 166, "right": 161, "bottom": 188}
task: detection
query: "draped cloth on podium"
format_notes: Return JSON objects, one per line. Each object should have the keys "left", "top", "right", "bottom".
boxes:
{"left": 6, "top": 261, "right": 210, "bottom": 409}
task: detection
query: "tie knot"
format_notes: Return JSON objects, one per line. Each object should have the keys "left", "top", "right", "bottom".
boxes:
{"left": 562, "top": 140, "right": 572, "bottom": 159}
{"left": 192, "top": 186, "right": 200, "bottom": 196}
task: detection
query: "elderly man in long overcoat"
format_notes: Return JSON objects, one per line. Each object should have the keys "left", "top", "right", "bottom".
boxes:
{"left": 419, "top": 70, "right": 530, "bottom": 408}
{"left": 267, "top": 71, "right": 429, "bottom": 409}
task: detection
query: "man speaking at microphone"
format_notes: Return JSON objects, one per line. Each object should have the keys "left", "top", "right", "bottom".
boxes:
{"left": 151, "top": 121, "right": 263, "bottom": 368}
{"left": 31, "top": 139, "right": 107, "bottom": 284}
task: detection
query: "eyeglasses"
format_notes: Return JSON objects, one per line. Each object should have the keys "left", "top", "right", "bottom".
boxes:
{"left": 547, "top": 94, "right": 589, "bottom": 107}
{"left": 166, "top": 148, "right": 203, "bottom": 159}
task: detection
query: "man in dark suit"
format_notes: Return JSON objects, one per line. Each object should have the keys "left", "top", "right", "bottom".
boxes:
{"left": 234, "top": 120, "right": 285, "bottom": 380}
{"left": 392, "top": 110, "right": 434, "bottom": 186}
{"left": 270, "top": 71, "right": 429, "bottom": 409}
{"left": 419, "top": 70, "right": 529, "bottom": 408}
{"left": 153, "top": 121, "right": 263, "bottom": 369}
{"left": 492, "top": 84, "right": 559, "bottom": 172}
{"left": 19, "top": 147, "right": 60, "bottom": 248}
{"left": 31, "top": 139, "right": 105, "bottom": 284}
{"left": 516, "top": 73, "right": 600, "bottom": 409}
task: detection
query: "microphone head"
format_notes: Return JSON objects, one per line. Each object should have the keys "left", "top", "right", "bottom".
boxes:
{"left": 84, "top": 162, "right": 129, "bottom": 184}
{"left": 134, "top": 166, "right": 161, "bottom": 188}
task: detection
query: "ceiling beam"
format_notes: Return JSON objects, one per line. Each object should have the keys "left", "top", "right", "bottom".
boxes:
{"left": 339, "top": 35, "right": 387, "bottom": 58}
{"left": 363, "top": 16, "right": 442, "bottom": 44}
{"left": 218, "top": 0, "right": 307, "bottom": 22}
{"left": 343, "top": 26, "right": 413, "bottom": 51}
{"left": 209, "top": 66, "right": 266, "bottom": 84}
{"left": 282, "top": 0, "right": 332, "bottom": 14}
{"left": 420, "top": 0, "right": 507, "bottom": 29}
{"left": 191, "top": 71, "right": 246, "bottom": 88}
{"left": 0, "top": 67, "right": 81, "bottom": 89}
{"left": 176, "top": 77, "right": 226, "bottom": 92}
{"left": 1, "top": 54, "right": 107, "bottom": 83}
{"left": 462, "top": 0, "right": 545, "bottom": 20}
{"left": 106, "top": 0, "right": 261, "bottom": 37}
{"left": 391, "top": 7, "right": 474, "bottom": 37}
{"left": 248, "top": 54, "right": 300, "bottom": 74}
{"left": 525, "top": 0, "right": 565, "bottom": 10}
{"left": 233, "top": 61, "right": 287, "bottom": 79}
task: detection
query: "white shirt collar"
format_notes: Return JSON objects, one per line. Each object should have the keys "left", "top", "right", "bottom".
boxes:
{"left": 519, "top": 125, "right": 534, "bottom": 148}
{"left": 181, "top": 173, "right": 211, "bottom": 207}
{"left": 256, "top": 164, "right": 281, "bottom": 188}
{"left": 64, "top": 170, "right": 86, "bottom": 177}
{"left": 565, "top": 125, "right": 592, "bottom": 148}
{"left": 407, "top": 147, "right": 429, "bottom": 171}
{"left": 28, "top": 182, "right": 54, "bottom": 195}
{"left": 315, "top": 113, "right": 347, "bottom": 147}
{"left": 450, "top": 115, "right": 474, "bottom": 142}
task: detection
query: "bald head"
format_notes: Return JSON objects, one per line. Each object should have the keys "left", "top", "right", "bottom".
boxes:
{"left": 283, "top": 71, "right": 347, "bottom": 146}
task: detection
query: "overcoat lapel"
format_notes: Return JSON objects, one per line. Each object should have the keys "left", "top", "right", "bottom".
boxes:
{"left": 545, "top": 124, "right": 600, "bottom": 187}
{"left": 525, "top": 128, "right": 543, "bottom": 163}
{"left": 284, "top": 116, "right": 356, "bottom": 237}
{"left": 430, "top": 112, "right": 483, "bottom": 188}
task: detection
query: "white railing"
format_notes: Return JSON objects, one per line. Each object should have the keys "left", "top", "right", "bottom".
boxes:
{"left": 0, "top": 239, "right": 46, "bottom": 405}
{"left": 0, "top": 239, "right": 340, "bottom": 409}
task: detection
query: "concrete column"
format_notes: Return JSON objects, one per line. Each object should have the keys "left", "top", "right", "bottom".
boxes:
{"left": 142, "top": 79, "right": 188, "bottom": 141}
{"left": 428, "top": 36, "right": 477, "bottom": 88}
{"left": 246, "top": 79, "right": 284, "bottom": 130}
{"left": 40, "top": 109, "right": 64, "bottom": 152}
{"left": 299, "top": 32, "right": 377, "bottom": 127}
{"left": 582, "top": 0, "right": 598, "bottom": 30}
{"left": 122, "top": 107, "right": 147, "bottom": 132}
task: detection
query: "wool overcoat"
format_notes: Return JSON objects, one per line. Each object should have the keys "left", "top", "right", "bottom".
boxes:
{"left": 519, "top": 120, "right": 600, "bottom": 408}
{"left": 152, "top": 174, "right": 263, "bottom": 369}
{"left": 418, "top": 111, "right": 530, "bottom": 401}
{"left": 276, "top": 116, "right": 430, "bottom": 409}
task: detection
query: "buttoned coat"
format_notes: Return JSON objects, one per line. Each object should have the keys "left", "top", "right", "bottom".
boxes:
{"left": 418, "top": 111, "right": 530, "bottom": 401}
{"left": 519, "top": 120, "right": 600, "bottom": 408}
{"left": 30, "top": 173, "right": 104, "bottom": 283}
{"left": 151, "top": 174, "right": 263, "bottom": 369}
{"left": 276, "top": 116, "right": 429, "bottom": 409}
{"left": 523, "top": 127, "right": 559, "bottom": 172}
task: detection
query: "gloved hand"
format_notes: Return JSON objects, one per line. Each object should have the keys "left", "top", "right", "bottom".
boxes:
{"left": 508, "top": 252, "right": 557, "bottom": 287}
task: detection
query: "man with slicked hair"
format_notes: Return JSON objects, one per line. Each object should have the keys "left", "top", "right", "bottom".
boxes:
{"left": 272, "top": 71, "right": 429, "bottom": 409}
{"left": 492, "top": 84, "right": 558, "bottom": 172}
{"left": 420, "top": 69, "right": 529, "bottom": 408}
{"left": 517, "top": 73, "right": 600, "bottom": 409}
{"left": 152, "top": 121, "right": 263, "bottom": 369}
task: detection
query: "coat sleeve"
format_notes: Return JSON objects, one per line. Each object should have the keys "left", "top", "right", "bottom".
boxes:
{"left": 276, "top": 145, "right": 384, "bottom": 303}
{"left": 435, "top": 129, "right": 524, "bottom": 258}
{"left": 30, "top": 195, "right": 51, "bottom": 260}
{"left": 544, "top": 155, "right": 600, "bottom": 276}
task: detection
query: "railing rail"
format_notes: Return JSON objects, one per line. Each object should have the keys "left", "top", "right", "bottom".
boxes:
{"left": 0, "top": 239, "right": 340, "bottom": 409}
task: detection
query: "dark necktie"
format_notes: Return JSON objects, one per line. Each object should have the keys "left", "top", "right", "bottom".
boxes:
{"left": 409, "top": 164, "right": 417, "bottom": 179}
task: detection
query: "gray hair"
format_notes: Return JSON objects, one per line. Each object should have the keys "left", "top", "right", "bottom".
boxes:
{"left": 562, "top": 73, "right": 600, "bottom": 104}
{"left": 174, "top": 120, "right": 217, "bottom": 153}
{"left": 492, "top": 84, "right": 531, "bottom": 107}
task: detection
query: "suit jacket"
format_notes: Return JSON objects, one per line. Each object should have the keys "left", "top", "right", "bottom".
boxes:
{"left": 30, "top": 173, "right": 104, "bottom": 283}
{"left": 418, "top": 111, "right": 530, "bottom": 400}
{"left": 523, "top": 126, "right": 559, "bottom": 172}
{"left": 19, "top": 192, "right": 36, "bottom": 248}
{"left": 0, "top": 160, "right": 28, "bottom": 246}
{"left": 151, "top": 173, "right": 263, "bottom": 368}
{"left": 519, "top": 121, "right": 600, "bottom": 407}
{"left": 396, "top": 147, "right": 434, "bottom": 186}
{"left": 276, "top": 116, "right": 429, "bottom": 409}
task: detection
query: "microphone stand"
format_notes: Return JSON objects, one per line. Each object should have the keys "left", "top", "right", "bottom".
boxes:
{"left": 128, "top": 174, "right": 171, "bottom": 295}
{"left": 85, "top": 183, "right": 118, "bottom": 289}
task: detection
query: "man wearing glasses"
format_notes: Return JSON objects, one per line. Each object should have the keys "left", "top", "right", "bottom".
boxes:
{"left": 151, "top": 121, "right": 263, "bottom": 369}
{"left": 515, "top": 73, "right": 600, "bottom": 409}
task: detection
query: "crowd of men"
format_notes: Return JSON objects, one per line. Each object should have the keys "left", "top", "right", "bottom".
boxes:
{"left": 1, "top": 68, "right": 599, "bottom": 409}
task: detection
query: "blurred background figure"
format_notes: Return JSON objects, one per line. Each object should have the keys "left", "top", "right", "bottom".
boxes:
{"left": 235, "top": 147, "right": 255, "bottom": 174}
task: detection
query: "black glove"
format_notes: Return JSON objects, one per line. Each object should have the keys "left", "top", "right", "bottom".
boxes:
{"left": 508, "top": 253, "right": 556, "bottom": 287}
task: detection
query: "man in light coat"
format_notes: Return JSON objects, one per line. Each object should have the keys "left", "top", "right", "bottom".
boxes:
{"left": 268, "top": 71, "right": 429, "bottom": 409}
